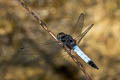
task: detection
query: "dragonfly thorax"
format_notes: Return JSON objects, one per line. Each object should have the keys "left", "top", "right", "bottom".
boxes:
{"left": 57, "top": 32, "right": 76, "bottom": 49}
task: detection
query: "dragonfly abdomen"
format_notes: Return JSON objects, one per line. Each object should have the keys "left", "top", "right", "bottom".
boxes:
{"left": 73, "top": 45, "right": 91, "bottom": 63}
{"left": 73, "top": 45, "right": 99, "bottom": 69}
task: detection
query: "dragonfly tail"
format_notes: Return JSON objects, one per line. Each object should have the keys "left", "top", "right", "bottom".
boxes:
{"left": 88, "top": 61, "right": 99, "bottom": 69}
{"left": 73, "top": 45, "right": 99, "bottom": 69}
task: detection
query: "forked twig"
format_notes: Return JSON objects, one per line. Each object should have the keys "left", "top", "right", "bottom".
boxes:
{"left": 17, "top": 0, "right": 92, "bottom": 80}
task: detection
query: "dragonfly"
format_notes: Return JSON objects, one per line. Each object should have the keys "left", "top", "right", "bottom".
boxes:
{"left": 56, "top": 13, "right": 99, "bottom": 69}
{"left": 20, "top": 13, "right": 99, "bottom": 69}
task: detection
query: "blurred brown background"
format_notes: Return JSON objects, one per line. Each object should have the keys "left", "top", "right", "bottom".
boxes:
{"left": 0, "top": 0, "right": 120, "bottom": 80}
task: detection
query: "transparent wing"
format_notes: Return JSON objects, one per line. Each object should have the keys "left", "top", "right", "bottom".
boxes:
{"left": 71, "top": 13, "right": 94, "bottom": 45}
{"left": 71, "top": 13, "right": 84, "bottom": 36}
{"left": 77, "top": 24, "right": 94, "bottom": 44}
{"left": 19, "top": 39, "right": 69, "bottom": 58}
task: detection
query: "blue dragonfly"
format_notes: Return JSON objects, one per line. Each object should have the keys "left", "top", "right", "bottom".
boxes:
{"left": 56, "top": 13, "right": 98, "bottom": 69}
{"left": 20, "top": 13, "right": 98, "bottom": 69}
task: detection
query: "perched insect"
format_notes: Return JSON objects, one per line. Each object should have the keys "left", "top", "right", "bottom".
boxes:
{"left": 57, "top": 32, "right": 99, "bottom": 69}
{"left": 20, "top": 13, "right": 99, "bottom": 69}
{"left": 56, "top": 13, "right": 98, "bottom": 69}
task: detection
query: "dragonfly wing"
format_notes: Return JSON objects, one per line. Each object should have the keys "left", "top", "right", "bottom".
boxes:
{"left": 19, "top": 39, "right": 61, "bottom": 56}
{"left": 77, "top": 24, "right": 94, "bottom": 44}
{"left": 71, "top": 13, "right": 84, "bottom": 36}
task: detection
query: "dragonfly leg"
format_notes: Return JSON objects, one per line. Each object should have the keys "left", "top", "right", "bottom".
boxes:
{"left": 62, "top": 45, "right": 65, "bottom": 48}
{"left": 69, "top": 50, "right": 76, "bottom": 58}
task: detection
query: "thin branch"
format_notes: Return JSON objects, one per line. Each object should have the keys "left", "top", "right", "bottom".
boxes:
{"left": 17, "top": 0, "right": 92, "bottom": 80}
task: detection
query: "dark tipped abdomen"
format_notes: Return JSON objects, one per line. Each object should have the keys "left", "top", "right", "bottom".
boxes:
{"left": 88, "top": 61, "right": 99, "bottom": 69}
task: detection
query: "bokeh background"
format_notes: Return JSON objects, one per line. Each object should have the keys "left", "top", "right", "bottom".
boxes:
{"left": 0, "top": 0, "right": 120, "bottom": 80}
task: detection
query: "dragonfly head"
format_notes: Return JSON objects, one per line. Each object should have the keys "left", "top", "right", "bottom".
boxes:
{"left": 57, "top": 32, "right": 65, "bottom": 41}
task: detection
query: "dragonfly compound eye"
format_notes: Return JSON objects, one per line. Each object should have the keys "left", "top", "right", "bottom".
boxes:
{"left": 57, "top": 32, "right": 65, "bottom": 40}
